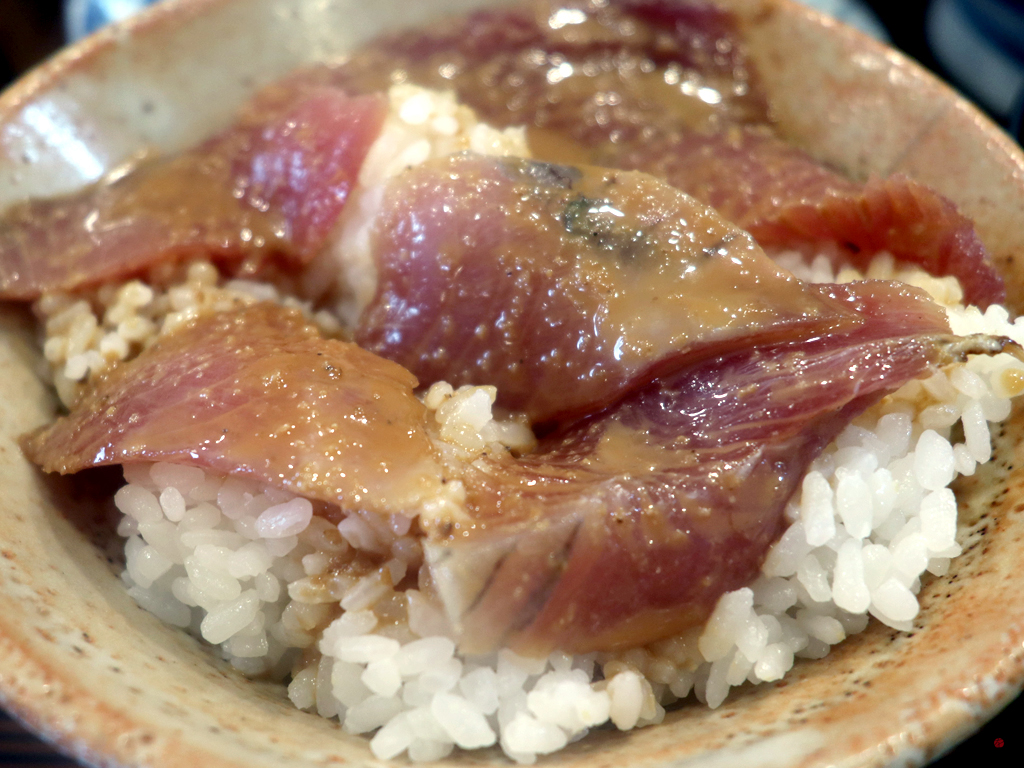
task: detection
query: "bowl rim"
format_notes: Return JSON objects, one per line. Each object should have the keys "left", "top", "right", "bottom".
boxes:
{"left": 1, "top": 2, "right": 1024, "bottom": 768}
{"left": 0, "top": 0, "right": 229, "bottom": 121}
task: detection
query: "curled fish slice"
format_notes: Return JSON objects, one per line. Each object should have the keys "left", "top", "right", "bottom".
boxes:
{"left": 428, "top": 329, "right": 1000, "bottom": 656}
{"left": 327, "top": 0, "right": 1005, "bottom": 309}
{"left": 0, "top": 85, "right": 386, "bottom": 299}
{"left": 22, "top": 303, "right": 447, "bottom": 515}
{"left": 356, "top": 153, "right": 948, "bottom": 427}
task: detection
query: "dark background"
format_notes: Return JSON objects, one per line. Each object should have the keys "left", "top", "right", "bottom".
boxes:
{"left": 0, "top": 0, "right": 1019, "bottom": 766}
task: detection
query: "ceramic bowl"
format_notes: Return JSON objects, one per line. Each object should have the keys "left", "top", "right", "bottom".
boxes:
{"left": 2, "top": 1, "right": 1024, "bottom": 766}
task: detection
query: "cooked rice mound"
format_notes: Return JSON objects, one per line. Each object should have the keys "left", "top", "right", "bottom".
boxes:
{"left": 33, "top": 260, "right": 341, "bottom": 409}
{"left": 35, "top": 86, "right": 1024, "bottom": 763}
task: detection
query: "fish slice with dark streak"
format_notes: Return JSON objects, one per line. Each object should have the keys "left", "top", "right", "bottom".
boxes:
{"left": 328, "top": 0, "right": 1005, "bottom": 309}
{"left": 355, "top": 153, "right": 951, "bottom": 427}
{"left": 22, "top": 292, "right": 993, "bottom": 657}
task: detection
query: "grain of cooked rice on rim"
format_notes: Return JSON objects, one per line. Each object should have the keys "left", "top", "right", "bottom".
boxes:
{"left": 25, "top": 84, "right": 1024, "bottom": 764}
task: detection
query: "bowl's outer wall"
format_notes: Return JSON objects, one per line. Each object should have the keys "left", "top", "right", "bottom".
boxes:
{"left": 2, "top": 1, "right": 1024, "bottom": 768}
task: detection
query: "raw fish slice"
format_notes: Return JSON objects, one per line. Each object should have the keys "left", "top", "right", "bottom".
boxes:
{"left": 429, "top": 329, "right": 1005, "bottom": 655}
{"left": 22, "top": 303, "right": 447, "bottom": 515}
{"left": 356, "top": 153, "right": 950, "bottom": 426}
{"left": 0, "top": 86, "right": 386, "bottom": 299}
{"left": 329, "top": 0, "right": 1004, "bottom": 308}
{"left": 611, "top": 128, "right": 1005, "bottom": 308}
{"left": 21, "top": 295, "right": 971, "bottom": 656}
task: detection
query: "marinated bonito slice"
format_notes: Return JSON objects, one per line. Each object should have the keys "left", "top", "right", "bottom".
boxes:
{"left": 355, "top": 153, "right": 951, "bottom": 426}
{"left": 22, "top": 303, "right": 447, "bottom": 515}
{"left": 329, "top": 0, "right": 1005, "bottom": 309}
{"left": 429, "top": 329, "right": 999, "bottom": 656}
{"left": 0, "top": 86, "right": 386, "bottom": 299}
{"left": 327, "top": 0, "right": 767, "bottom": 145}
{"left": 611, "top": 129, "right": 1006, "bottom": 309}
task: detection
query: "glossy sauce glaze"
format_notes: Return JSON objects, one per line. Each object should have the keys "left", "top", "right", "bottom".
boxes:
{"left": 330, "top": 0, "right": 763, "bottom": 150}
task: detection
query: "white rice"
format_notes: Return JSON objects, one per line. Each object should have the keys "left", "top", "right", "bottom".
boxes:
{"left": 38, "top": 86, "right": 1024, "bottom": 762}
{"left": 33, "top": 260, "right": 341, "bottom": 408}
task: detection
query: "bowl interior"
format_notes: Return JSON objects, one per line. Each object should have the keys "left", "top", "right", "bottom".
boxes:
{"left": 2, "top": 1, "right": 1024, "bottom": 767}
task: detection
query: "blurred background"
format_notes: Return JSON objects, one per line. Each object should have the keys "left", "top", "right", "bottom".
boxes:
{"left": 0, "top": 0, "right": 1021, "bottom": 765}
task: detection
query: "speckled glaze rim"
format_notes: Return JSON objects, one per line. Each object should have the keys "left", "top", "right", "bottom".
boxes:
{"left": 1, "top": 2, "right": 1024, "bottom": 768}
{"left": 0, "top": 0, "right": 214, "bottom": 118}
